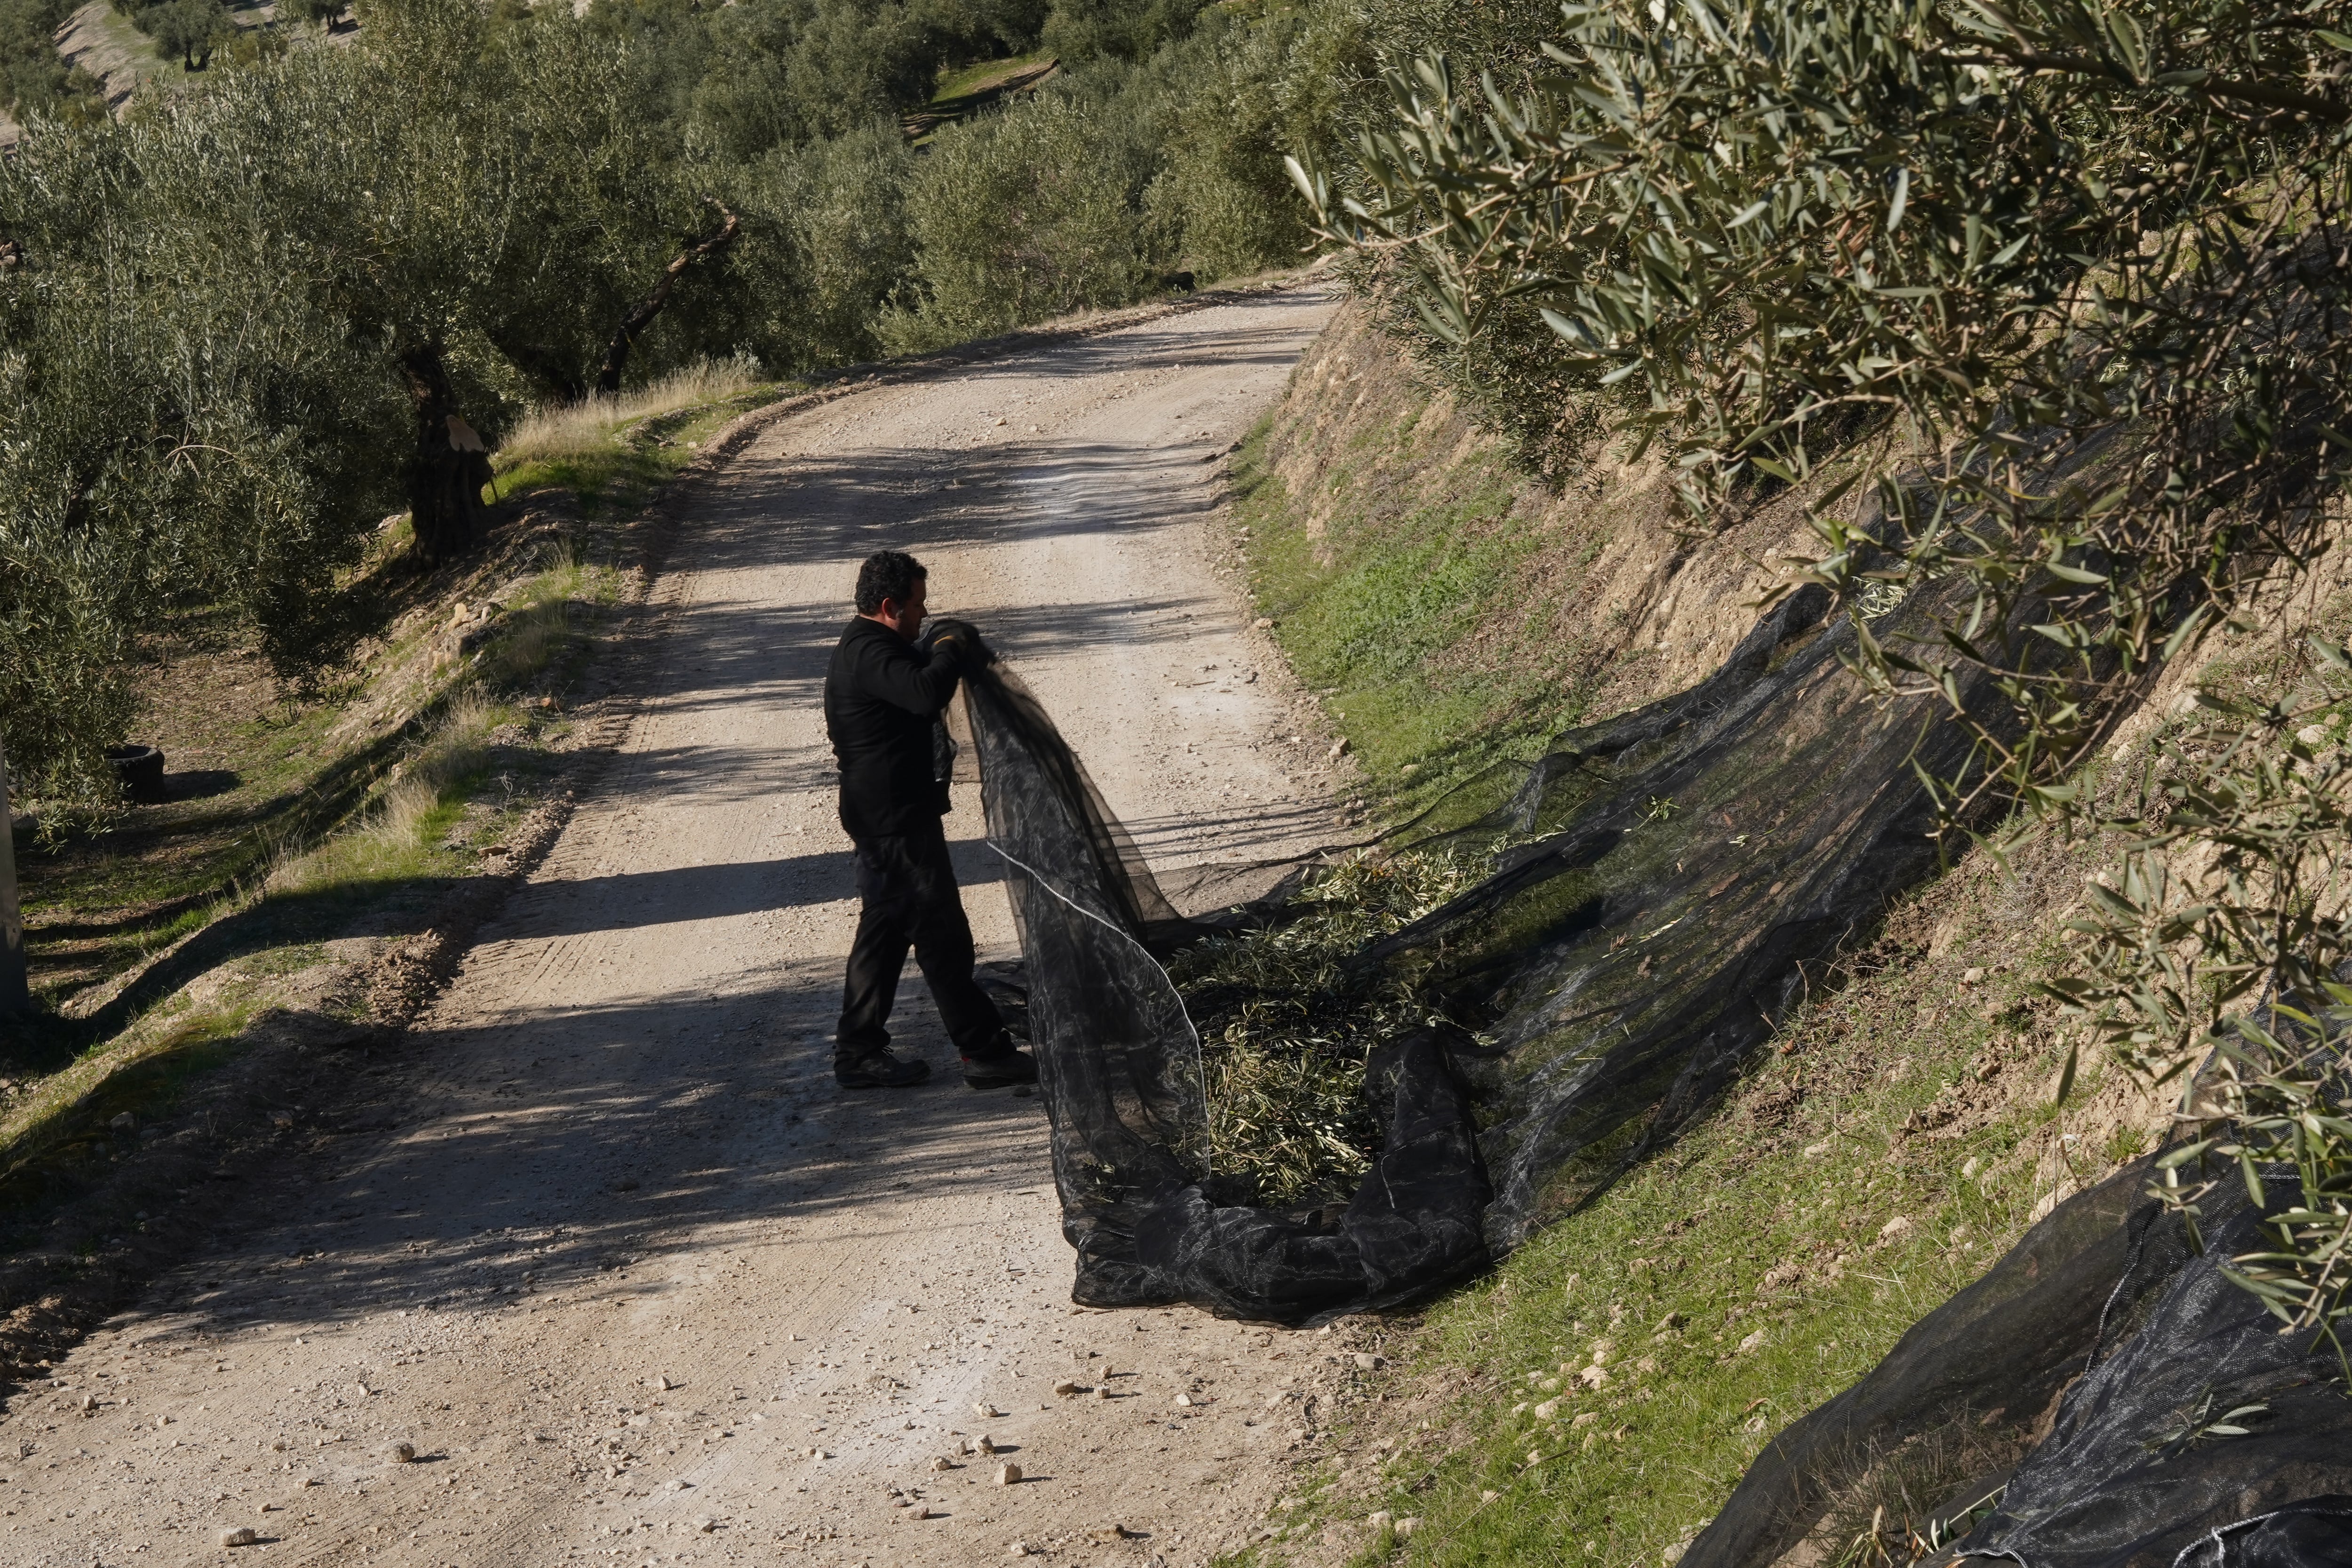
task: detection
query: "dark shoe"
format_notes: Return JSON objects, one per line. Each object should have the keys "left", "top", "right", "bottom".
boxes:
{"left": 836, "top": 1051, "right": 932, "bottom": 1089}
{"left": 962, "top": 1048, "right": 1039, "bottom": 1090}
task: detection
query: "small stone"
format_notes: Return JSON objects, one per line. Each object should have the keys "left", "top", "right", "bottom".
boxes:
{"left": 1481, "top": 1489, "right": 1500, "bottom": 1504}
{"left": 1352, "top": 1353, "right": 1384, "bottom": 1370}
{"left": 695, "top": 1517, "right": 716, "bottom": 1533}
{"left": 1397, "top": 1517, "right": 1422, "bottom": 1538}
{"left": 1095, "top": 1385, "right": 1112, "bottom": 1400}
{"left": 907, "top": 1504, "right": 932, "bottom": 1520}
{"left": 221, "top": 1526, "right": 259, "bottom": 1547}
{"left": 1532, "top": 1399, "right": 1559, "bottom": 1420}
{"left": 648, "top": 1374, "right": 675, "bottom": 1391}
{"left": 995, "top": 1462, "right": 1021, "bottom": 1486}
{"left": 78, "top": 1393, "right": 95, "bottom": 1412}
{"left": 1327, "top": 740, "right": 1349, "bottom": 759}
{"left": 976, "top": 1434, "right": 997, "bottom": 1456}
{"left": 932, "top": 1455, "right": 954, "bottom": 1472}
{"left": 1367, "top": 1510, "right": 1393, "bottom": 1529}
{"left": 2301, "top": 724, "right": 2330, "bottom": 747}
{"left": 1053, "top": 1380, "right": 1083, "bottom": 1397}
{"left": 387, "top": 1441, "right": 416, "bottom": 1464}
{"left": 1961, "top": 967, "right": 1986, "bottom": 985}
{"left": 1578, "top": 1364, "right": 1609, "bottom": 1388}
{"left": 109, "top": 1113, "right": 134, "bottom": 1133}
{"left": 974, "top": 1402, "right": 1001, "bottom": 1419}
{"left": 1008, "top": 1544, "right": 1033, "bottom": 1558}
{"left": 155, "top": 1415, "right": 172, "bottom": 1429}
{"left": 1737, "top": 1329, "right": 1768, "bottom": 1354}
{"left": 1172, "top": 1393, "right": 1193, "bottom": 1408}
{"left": 1253, "top": 617, "right": 1274, "bottom": 630}
{"left": 1089, "top": 1524, "right": 1131, "bottom": 1542}
{"left": 1878, "top": 1215, "right": 1913, "bottom": 1241}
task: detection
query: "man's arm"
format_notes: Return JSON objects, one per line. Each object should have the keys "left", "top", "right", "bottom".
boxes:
{"left": 854, "top": 628, "right": 964, "bottom": 717}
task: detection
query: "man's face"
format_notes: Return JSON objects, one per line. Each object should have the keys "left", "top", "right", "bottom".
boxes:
{"left": 874, "top": 575, "right": 928, "bottom": 641}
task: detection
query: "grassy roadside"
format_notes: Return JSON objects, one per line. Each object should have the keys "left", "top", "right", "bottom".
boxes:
{"left": 1241, "top": 843, "right": 2135, "bottom": 1568}
{"left": 1210, "top": 316, "right": 2257, "bottom": 1568}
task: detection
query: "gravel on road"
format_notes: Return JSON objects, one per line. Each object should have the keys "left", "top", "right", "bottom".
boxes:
{"left": 0, "top": 285, "right": 1365, "bottom": 1567}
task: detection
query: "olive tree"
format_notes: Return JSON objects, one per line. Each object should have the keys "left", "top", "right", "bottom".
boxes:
{"left": 1302, "top": 0, "right": 2352, "bottom": 1353}
{"left": 0, "top": 0, "right": 764, "bottom": 809}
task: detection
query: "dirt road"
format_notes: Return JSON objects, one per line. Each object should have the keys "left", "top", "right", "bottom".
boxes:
{"left": 0, "top": 285, "right": 1354, "bottom": 1566}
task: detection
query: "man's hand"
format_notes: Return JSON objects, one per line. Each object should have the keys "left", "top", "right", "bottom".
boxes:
{"left": 926, "top": 618, "right": 995, "bottom": 667}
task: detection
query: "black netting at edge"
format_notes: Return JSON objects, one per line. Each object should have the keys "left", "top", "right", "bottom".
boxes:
{"left": 947, "top": 579, "right": 1993, "bottom": 1325}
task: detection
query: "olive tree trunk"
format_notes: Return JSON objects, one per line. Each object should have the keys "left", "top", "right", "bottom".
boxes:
{"left": 0, "top": 736, "right": 27, "bottom": 1019}
{"left": 398, "top": 341, "right": 491, "bottom": 567}
{"left": 593, "top": 199, "right": 741, "bottom": 397}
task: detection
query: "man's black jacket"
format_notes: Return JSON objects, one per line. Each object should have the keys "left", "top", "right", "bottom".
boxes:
{"left": 824, "top": 616, "right": 966, "bottom": 840}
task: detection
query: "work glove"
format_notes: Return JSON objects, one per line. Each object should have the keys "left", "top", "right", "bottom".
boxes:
{"left": 927, "top": 617, "right": 996, "bottom": 668}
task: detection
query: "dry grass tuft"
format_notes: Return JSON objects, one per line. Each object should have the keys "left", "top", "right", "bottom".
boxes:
{"left": 498, "top": 357, "right": 764, "bottom": 468}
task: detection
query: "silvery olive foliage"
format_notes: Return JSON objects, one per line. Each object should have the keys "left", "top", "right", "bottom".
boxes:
{"left": 1296, "top": 0, "right": 2352, "bottom": 1353}
{"left": 0, "top": 0, "right": 722, "bottom": 816}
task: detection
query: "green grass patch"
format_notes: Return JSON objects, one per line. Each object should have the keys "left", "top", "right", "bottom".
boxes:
{"left": 1254, "top": 859, "right": 2139, "bottom": 1568}
{"left": 1230, "top": 416, "right": 1613, "bottom": 817}
{"left": 906, "top": 51, "right": 1058, "bottom": 143}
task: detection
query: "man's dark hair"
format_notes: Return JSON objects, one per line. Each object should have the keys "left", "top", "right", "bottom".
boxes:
{"left": 855, "top": 550, "right": 927, "bottom": 615}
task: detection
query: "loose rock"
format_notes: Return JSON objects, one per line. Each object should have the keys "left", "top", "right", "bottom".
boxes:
{"left": 387, "top": 1441, "right": 416, "bottom": 1464}
{"left": 931, "top": 1456, "right": 954, "bottom": 1472}
{"left": 1353, "top": 1353, "right": 1385, "bottom": 1370}
{"left": 1397, "top": 1517, "right": 1422, "bottom": 1538}
{"left": 974, "top": 1402, "right": 1002, "bottom": 1419}
{"left": 995, "top": 1462, "right": 1022, "bottom": 1486}
{"left": 1053, "top": 1380, "right": 1084, "bottom": 1397}
{"left": 976, "top": 1434, "right": 997, "bottom": 1456}
{"left": 221, "top": 1527, "right": 259, "bottom": 1548}
{"left": 648, "top": 1374, "right": 675, "bottom": 1391}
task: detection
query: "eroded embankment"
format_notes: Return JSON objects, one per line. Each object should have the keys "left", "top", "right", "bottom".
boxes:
{"left": 1223, "top": 299, "right": 2352, "bottom": 1568}
{"left": 1231, "top": 299, "right": 1853, "bottom": 804}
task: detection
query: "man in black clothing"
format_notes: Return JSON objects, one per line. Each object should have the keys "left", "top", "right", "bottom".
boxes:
{"left": 824, "top": 550, "right": 1038, "bottom": 1092}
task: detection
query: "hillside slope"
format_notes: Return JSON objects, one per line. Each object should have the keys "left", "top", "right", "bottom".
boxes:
{"left": 1234, "top": 299, "right": 1831, "bottom": 805}
{"left": 1224, "top": 298, "right": 2352, "bottom": 1567}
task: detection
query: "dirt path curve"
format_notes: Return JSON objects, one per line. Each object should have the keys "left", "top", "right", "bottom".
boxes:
{"left": 2, "top": 285, "right": 1350, "bottom": 1567}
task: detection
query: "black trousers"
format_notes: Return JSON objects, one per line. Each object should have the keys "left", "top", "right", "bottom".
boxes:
{"left": 837, "top": 825, "right": 1008, "bottom": 1061}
